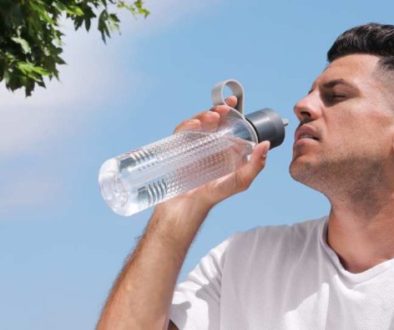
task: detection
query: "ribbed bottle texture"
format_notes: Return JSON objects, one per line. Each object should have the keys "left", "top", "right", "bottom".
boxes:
{"left": 99, "top": 125, "right": 256, "bottom": 216}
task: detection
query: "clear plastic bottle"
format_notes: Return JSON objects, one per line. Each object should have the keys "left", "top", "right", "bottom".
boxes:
{"left": 99, "top": 108, "right": 287, "bottom": 216}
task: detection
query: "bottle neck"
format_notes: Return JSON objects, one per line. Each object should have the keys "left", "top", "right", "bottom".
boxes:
{"left": 217, "top": 109, "right": 259, "bottom": 143}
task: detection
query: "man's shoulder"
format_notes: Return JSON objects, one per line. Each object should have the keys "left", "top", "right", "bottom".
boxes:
{"left": 235, "top": 216, "right": 326, "bottom": 239}
{"left": 227, "top": 216, "right": 327, "bottom": 256}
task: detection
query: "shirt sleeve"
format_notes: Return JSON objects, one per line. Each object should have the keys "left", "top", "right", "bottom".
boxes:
{"left": 169, "top": 237, "right": 231, "bottom": 330}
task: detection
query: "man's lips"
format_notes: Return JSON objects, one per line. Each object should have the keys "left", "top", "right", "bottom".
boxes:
{"left": 294, "top": 125, "right": 320, "bottom": 142}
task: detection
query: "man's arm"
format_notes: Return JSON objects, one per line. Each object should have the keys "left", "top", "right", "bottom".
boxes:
{"left": 96, "top": 98, "right": 270, "bottom": 329}
{"left": 97, "top": 194, "right": 212, "bottom": 329}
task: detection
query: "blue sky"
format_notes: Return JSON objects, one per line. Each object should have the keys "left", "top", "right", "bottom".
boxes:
{"left": 0, "top": 0, "right": 392, "bottom": 328}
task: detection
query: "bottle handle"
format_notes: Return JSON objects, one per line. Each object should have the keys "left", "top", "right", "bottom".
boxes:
{"left": 211, "top": 79, "right": 245, "bottom": 116}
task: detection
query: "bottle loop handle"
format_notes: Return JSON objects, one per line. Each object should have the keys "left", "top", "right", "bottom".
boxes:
{"left": 211, "top": 79, "right": 245, "bottom": 116}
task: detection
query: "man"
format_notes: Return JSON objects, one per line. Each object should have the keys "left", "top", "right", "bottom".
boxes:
{"left": 97, "top": 23, "right": 394, "bottom": 329}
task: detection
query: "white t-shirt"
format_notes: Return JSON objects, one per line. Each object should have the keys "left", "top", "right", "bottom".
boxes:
{"left": 170, "top": 217, "right": 394, "bottom": 329}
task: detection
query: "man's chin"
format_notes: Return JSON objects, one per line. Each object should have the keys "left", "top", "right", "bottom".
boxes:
{"left": 289, "top": 159, "right": 316, "bottom": 185}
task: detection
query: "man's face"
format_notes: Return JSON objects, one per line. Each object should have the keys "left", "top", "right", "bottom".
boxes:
{"left": 289, "top": 54, "right": 394, "bottom": 193}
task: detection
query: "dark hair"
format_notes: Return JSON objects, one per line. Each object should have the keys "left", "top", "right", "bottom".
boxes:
{"left": 327, "top": 23, "right": 394, "bottom": 72}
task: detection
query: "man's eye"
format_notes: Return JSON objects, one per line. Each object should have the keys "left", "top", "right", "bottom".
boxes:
{"left": 324, "top": 93, "right": 346, "bottom": 104}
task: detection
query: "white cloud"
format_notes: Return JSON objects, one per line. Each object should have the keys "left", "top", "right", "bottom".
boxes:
{"left": 0, "top": 0, "right": 223, "bottom": 215}
{"left": 0, "top": 25, "right": 140, "bottom": 156}
{"left": 121, "top": 0, "right": 222, "bottom": 37}
{"left": 0, "top": 0, "right": 222, "bottom": 157}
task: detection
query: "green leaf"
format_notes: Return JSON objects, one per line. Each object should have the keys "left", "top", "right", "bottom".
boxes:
{"left": 11, "top": 37, "right": 31, "bottom": 54}
{"left": 98, "top": 9, "right": 110, "bottom": 42}
{"left": 17, "top": 62, "right": 49, "bottom": 76}
{"left": 134, "top": 0, "right": 150, "bottom": 17}
{"left": 65, "top": 6, "right": 84, "bottom": 17}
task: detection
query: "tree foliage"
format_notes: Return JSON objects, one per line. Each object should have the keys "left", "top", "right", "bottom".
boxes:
{"left": 0, "top": 0, "right": 149, "bottom": 96}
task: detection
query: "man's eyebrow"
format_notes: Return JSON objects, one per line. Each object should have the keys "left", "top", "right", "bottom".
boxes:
{"left": 308, "top": 78, "right": 357, "bottom": 94}
{"left": 307, "top": 79, "right": 356, "bottom": 95}
{"left": 321, "top": 79, "right": 356, "bottom": 89}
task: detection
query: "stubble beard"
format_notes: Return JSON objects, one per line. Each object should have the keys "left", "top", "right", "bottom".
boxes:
{"left": 290, "top": 153, "right": 386, "bottom": 216}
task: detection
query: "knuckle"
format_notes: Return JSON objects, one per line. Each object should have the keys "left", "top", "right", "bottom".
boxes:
{"left": 174, "top": 122, "right": 185, "bottom": 132}
{"left": 174, "top": 119, "right": 194, "bottom": 132}
{"left": 199, "top": 111, "right": 217, "bottom": 121}
{"left": 196, "top": 110, "right": 211, "bottom": 118}
{"left": 236, "top": 175, "right": 252, "bottom": 192}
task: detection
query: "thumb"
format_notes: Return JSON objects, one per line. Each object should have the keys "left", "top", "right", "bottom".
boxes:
{"left": 235, "top": 141, "right": 270, "bottom": 192}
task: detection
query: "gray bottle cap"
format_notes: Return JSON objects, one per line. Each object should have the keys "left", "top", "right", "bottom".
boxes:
{"left": 245, "top": 108, "right": 288, "bottom": 148}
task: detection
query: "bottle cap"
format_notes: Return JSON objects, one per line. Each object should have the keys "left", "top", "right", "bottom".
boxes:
{"left": 245, "top": 108, "right": 288, "bottom": 148}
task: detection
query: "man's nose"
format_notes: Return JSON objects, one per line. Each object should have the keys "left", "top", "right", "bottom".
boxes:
{"left": 293, "top": 93, "right": 321, "bottom": 122}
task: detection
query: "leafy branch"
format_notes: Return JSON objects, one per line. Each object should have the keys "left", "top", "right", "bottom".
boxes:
{"left": 0, "top": 0, "right": 149, "bottom": 96}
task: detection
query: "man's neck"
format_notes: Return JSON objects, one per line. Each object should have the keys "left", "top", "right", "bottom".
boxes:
{"left": 327, "top": 193, "right": 394, "bottom": 273}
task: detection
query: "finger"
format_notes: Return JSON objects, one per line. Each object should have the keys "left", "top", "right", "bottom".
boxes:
{"left": 210, "top": 96, "right": 238, "bottom": 115}
{"left": 175, "top": 95, "right": 238, "bottom": 134}
{"left": 174, "top": 110, "right": 221, "bottom": 134}
{"left": 224, "top": 95, "right": 238, "bottom": 108}
{"left": 174, "top": 118, "right": 201, "bottom": 133}
{"left": 235, "top": 141, "right": 270, "bottom": 192}
{"left": 194, "top": 111, "right": 221, "bottom": 131}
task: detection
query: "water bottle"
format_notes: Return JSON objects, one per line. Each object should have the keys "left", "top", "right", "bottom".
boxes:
{"left": 98, "top": 80, "right": 288, "bottom": 216}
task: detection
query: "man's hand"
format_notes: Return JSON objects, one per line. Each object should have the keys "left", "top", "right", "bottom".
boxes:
{"left": 159, "top": 96, "right": 270, "bottom": 214}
